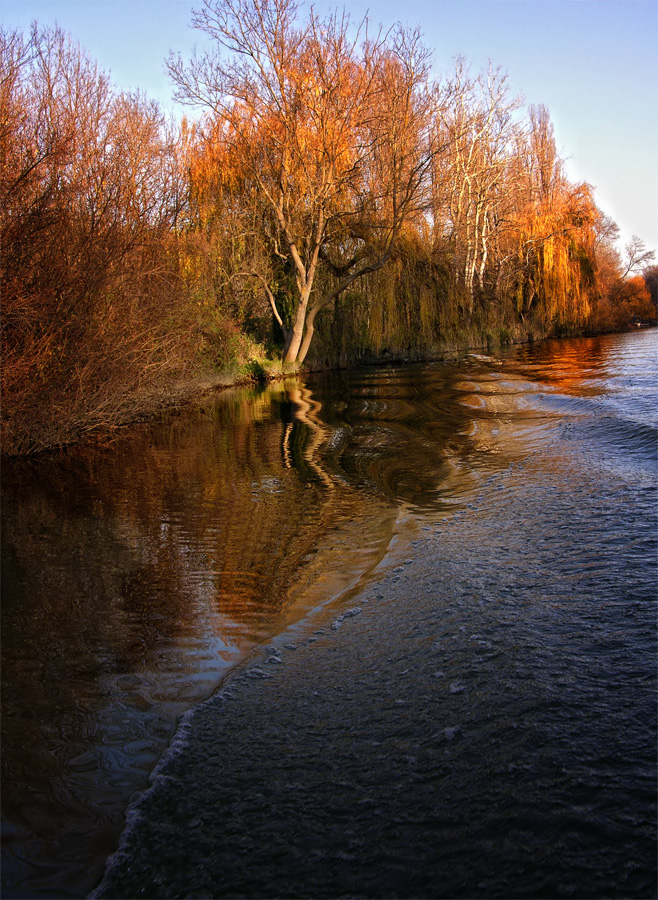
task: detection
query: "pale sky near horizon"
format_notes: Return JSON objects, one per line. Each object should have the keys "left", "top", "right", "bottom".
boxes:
{"left": 2, "top": 0, "right": 657, "bottom": 257}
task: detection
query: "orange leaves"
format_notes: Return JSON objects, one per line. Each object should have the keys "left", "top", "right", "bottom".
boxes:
{"left": 565, "top": 183, "right": 598, "bottom": 233}
{"left": 1, "top": 24, "right": 197, "bottom": 454}
{"left": 626, "top": 275, "right": 652, "bottom": 302}
{"left": 171, "top": 0, "right": 438, "bottom": 364}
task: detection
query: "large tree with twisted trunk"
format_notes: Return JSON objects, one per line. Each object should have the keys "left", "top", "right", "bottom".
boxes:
{"left": 168, "top": 0, "right": 441, "bottom": 365}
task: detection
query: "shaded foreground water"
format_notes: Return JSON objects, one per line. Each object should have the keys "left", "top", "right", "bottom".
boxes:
{"left": 2, "top": 329, "right": 657, "bottom": 898}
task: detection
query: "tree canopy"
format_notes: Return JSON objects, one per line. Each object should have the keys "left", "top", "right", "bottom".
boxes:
{"left": 1, "top": 4, "right": 655, "bottom": 453}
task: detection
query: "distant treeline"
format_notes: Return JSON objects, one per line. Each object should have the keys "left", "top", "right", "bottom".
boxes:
{"left": 2, "top": 0, "right": 656, "bottom": 454}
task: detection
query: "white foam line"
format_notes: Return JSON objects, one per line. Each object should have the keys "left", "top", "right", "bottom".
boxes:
{"left": 89, "top": 504, "right": 416, "bottom": 898}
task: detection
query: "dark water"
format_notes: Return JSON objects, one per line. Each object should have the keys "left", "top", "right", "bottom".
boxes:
{"left": 2, "top": 329, "right": 657, "bottom": 898}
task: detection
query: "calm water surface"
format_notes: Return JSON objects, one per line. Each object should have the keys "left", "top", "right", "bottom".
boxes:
{"left": 2, "top": 329, "right": 656, "bottom": 898}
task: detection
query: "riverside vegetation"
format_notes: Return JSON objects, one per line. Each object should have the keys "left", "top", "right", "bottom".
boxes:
{"left": 2, "top": 0, "right": 656, "bottom": 455}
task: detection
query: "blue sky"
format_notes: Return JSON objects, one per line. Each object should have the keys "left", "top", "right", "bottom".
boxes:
{"left": 3, "top": 0, "right": 657, "bottom": 256}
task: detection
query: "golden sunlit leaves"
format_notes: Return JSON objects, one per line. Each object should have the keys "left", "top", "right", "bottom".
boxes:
{"left": 2, "top": 4, "right": 653, "bottom": 453}
{"left": 170, "top": 0, "right": 438, "bottom": 365}
{"left": 0, "top": 24, "right": 196, "bottom": 454}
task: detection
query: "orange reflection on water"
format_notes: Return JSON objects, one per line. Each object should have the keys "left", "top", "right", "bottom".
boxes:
{"left": 1, "top": 378, "right": 397, "bottom": 898}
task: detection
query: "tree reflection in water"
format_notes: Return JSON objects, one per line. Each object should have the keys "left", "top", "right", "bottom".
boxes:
{"left": 2, "top": 352, "right": 544, "bottom": 898}
{"left": 1, "top": 378, "right": 397, "bottom": 898}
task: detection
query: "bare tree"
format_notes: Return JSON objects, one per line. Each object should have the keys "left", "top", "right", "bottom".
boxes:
{"left": 621, "top": 235, "right": 656, "bottom": 278}
{"left": 432, "top": 59, "right": 522, "bottom": 310}
{"left": 168, "top": 0, "right": 438, "bottom": 365}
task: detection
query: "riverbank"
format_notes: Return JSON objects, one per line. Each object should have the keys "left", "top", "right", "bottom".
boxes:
{"left": 2, "top": 338, "right": 475, "bottom": 457}
{"left": 91, "top": 368, "right": 657, "bottom": 899}
{"left": 5, "top": 323, "right": 651, "bottom": 458}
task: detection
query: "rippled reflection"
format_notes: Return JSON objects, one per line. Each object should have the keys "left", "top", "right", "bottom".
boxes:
{"left": 2, "top": 379, "right": 401, "bottom": 898}
{"left": 2, "top": 329, "right": 656, "bottom": 898}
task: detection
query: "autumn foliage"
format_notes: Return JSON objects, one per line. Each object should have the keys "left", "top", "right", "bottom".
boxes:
{"left": 1, "top": 25, "right": 203, "bottom": 453}
{"left": 1, "top": 2, "right": 655, "bottom": 453}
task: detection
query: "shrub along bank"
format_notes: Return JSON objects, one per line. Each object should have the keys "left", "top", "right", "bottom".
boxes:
{"left": 1, "top": 14, "right": 655, "bottom": 455}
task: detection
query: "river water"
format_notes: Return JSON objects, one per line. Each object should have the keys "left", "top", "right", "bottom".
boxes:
{"left": 2, "top": 329, "right": 656, "bottom": 898}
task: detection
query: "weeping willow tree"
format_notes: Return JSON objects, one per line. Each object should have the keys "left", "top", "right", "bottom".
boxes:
{"left": 496, "top": 106, "right": 601, "bottom": 334}
{"left": 168, "top": 0, "right": 440, "bottom": 367}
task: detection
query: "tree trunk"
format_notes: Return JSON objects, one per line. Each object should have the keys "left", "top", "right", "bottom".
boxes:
{"left": 296, "top": 304, "right": 319, "bottom": 364}
{"left": 282, "top": 286, "right": 312, "bottom": 365}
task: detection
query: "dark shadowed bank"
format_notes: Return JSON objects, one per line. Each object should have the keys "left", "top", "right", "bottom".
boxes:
{"left": 91, "top": 430, "right": 656, "bottom": 899}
